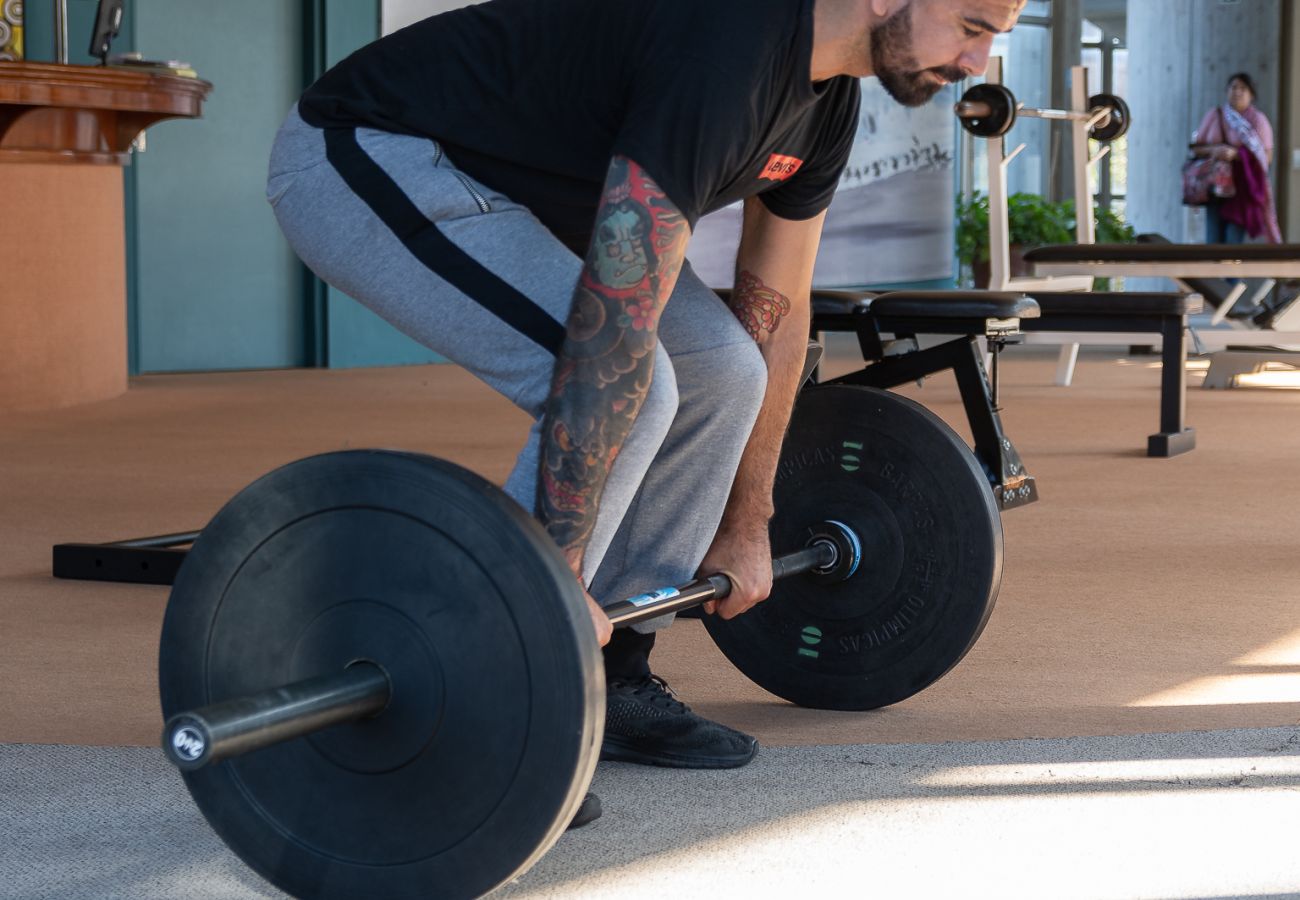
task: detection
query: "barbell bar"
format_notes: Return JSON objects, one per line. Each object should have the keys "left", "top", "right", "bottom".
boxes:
{"left": 163, "top": 527, "right": 853, "bottom": 772}
{"left": 955, "top": 82, "right": 1131, "bottom": 143}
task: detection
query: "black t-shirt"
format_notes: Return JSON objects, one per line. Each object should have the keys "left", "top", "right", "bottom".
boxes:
{"left": 299, "top": 0, "right": 860, "bottom": 252}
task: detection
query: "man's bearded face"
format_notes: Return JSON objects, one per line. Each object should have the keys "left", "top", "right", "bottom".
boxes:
{"left": 872, "top": 4, "right": 968, "bottom": 107}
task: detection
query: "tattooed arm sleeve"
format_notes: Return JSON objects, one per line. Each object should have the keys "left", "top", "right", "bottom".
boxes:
{"left": 536, "top": 156, "right": 690, "bottom": 571}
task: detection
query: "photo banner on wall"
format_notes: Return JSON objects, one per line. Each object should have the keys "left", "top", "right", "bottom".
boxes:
{"left": 1, "top": 0, "right": 22, "bottom": 60}
{"left": 687, "top": 78, "right": 956, "bottom": 288}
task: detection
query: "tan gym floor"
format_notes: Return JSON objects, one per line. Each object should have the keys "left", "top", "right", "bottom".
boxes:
{"left": 3, "top": 343, "right": 1298, "bottom": 749}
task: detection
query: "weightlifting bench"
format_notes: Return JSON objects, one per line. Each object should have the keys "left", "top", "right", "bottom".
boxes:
{"left": 1026, "top": 240, "right": 1300, "bottom": 390}
{"left": 806, "top": 289, "right": 1041, "bottom": 511}
{"left": 809, "top": 288, "right": 1203, "bottom": 461}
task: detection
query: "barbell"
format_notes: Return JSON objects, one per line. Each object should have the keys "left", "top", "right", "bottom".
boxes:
{"left": 158, "top": 384, "right": 1004, "bottom": 898}
{"left": 955, "top": 82, "right": 1131, "bottom": 143}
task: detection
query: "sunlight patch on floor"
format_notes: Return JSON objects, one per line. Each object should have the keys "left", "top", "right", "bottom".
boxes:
{"left": 1130, "top": 628, "right": 1300, "bottom": 707}
{"left": 916, "top": 754, "right": 1300, "bottom": 788}
{"left": 528, "top": 784, "right": 1300, "bottom": 899}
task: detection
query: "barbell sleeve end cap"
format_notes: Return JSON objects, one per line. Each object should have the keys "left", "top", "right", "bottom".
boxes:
{"left": 164, "top": 713, "right": 214, "bottom": 772}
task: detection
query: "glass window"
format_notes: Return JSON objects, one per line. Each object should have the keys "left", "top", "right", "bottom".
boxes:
{"left": 1081, "top": 47, "right": 1104, "bottom": 97}
{"left": 1110, "top": 49, "right": 1128, "bottom": 199}
{"left": 1112, "top": 46, "right": 1129, "bottom": 98}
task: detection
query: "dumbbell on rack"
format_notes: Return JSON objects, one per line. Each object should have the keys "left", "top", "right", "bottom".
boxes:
{"left": 955, "top": 82, "right": 1130, "bottom": 143}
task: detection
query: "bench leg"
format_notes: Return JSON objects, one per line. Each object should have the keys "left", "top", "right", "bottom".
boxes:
{"left": 1149, "top": 316, "right": 1195, "bottom": 457}
{"left": 954, "top": 344, "right": 1037, "bottom": 510}
{"left": 1055, "top": 343, "right": 1080, "bottom": 387}
{"left": 1209, "top": 282, "right": 1248, "bottom": 326}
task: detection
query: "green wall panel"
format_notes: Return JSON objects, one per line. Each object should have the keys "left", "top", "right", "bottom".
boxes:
{"left": 132, "top": 0, "right": 306, "bottom": 372}
{"left": 23, "top": 0, "right": 114, "bottom": 64}
{"left": 27, "top": 1, "right": 444, "bottom": 373}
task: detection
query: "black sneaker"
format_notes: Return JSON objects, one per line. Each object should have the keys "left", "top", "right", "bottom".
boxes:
{"left": 566, "top": 792, "right": 601, "bottom": 830}
{"left": 601, "top": 674, "right": 758, "bottom": 769}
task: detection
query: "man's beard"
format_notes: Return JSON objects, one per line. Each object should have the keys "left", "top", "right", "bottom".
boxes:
{"left": 871, "top": 4, "right": 965, "bottom": 107}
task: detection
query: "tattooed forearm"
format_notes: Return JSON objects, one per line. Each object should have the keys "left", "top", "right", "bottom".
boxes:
{"left": 729, "top": 269, "right": 792, "bottom": 341}
{"left": 537, "top": 157, "right": 690, "bottom": 561}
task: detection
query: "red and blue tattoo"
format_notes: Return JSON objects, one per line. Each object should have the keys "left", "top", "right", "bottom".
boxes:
{"left": 537, "top": 157, "right": 689, "bottom": 559}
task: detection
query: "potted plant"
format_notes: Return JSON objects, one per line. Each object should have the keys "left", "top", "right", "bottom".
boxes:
{"left": 955, "top": 192, "right": 1133, "bottom": 287}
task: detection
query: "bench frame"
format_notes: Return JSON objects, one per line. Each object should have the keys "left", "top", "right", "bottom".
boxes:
{"left": 812, "top": 305, "right": 1038, "bottom": 511}
{"left": 1019, "top": 309, "right": 1195, "bottom": 457}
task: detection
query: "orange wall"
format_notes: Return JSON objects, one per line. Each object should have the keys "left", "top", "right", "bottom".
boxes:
{"left": 0, "top": 162, "right": 127, "bottom": 411}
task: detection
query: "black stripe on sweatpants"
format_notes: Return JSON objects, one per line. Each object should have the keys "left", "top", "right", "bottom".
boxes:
{"left": 323, "top": 127, "right": 566, "bottom": 355}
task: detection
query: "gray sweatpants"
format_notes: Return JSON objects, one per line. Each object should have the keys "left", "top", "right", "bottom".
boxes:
{"left": 266, "top": 106, "right": 766, "bottom": 630}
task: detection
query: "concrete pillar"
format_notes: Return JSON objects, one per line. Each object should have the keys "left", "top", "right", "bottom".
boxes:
{"left": 1280, "top": 3, "right": 1299, "bottom": 240}
{"left": 1049, "top": 0, "right": 1083, "bottom": 203}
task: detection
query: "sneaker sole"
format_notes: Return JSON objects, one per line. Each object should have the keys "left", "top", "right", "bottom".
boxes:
{"left": 600, "top": 736, "right": 758, "bottom": 769}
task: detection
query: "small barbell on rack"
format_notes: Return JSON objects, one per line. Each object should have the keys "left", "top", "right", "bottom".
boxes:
{"left": 955, "top": 82, "right": 1131, "bottom": 143}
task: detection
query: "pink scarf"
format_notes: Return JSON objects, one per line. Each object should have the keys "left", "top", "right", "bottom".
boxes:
{"left": 1219, "top": 105, "right": 1282, "bottom": 243}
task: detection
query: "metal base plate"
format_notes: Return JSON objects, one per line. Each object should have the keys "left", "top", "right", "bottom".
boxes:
{"left": 1148, "top": 429, "right": 1196, "bottom": 457}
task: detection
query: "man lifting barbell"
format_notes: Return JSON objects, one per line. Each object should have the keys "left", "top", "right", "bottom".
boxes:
{"left": 266, "top": 0, "right": 1025, "bottom": 805}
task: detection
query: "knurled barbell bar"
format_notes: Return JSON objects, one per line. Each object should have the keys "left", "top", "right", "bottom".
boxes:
{"left": 158, "top": 384, "right": 1003, "bottom": 899}
{"left": 955, "top": 82, "right": 1131, "bottom": 143}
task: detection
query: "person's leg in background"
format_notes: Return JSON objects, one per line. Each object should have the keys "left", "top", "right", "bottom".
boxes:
{"left": 1204, "top": 201, "right": 1256, "bottom": 312}
{"left": 1205, "top": 200, "right": 1230, "bottom": 244}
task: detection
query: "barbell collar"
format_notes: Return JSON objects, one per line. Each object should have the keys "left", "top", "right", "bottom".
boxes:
{"left": 162, "top": 662, "right": 391, "bottom": 771}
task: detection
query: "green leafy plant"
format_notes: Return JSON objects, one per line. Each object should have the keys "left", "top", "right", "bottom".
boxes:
{"left": 1093, "top": 205, "right": 1137, "bottom": 244}
{"left": 955, "top": 191, "right": 1134, "bottom": 268}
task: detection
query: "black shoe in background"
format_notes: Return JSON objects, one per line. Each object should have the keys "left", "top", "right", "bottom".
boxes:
{"left": 601, "top": 674, "right": 758, "bottom": 769}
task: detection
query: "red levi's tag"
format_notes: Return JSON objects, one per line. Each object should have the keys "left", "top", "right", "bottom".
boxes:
{"left": 758, "top": 153, "right": 804, "bottom": 182}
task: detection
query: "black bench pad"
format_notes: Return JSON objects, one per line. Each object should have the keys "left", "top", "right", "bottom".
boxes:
{"left": 1135, "top": 234, "right": 1236, "bottom": 308}
{"left": 1028, "top": 292, "right": 1204, "bottom": 317}
{"left": 1024, "top": 242, "right": 1300, "bottom": 264}
{"left": 812, "top": 289, "right": 1037, "bottom": 319}
{"left": 809, "top": 289, "right": 874, "bottom": 315}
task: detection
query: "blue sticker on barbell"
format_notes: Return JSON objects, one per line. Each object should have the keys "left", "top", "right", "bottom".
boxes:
{"left": 627, "top": 587, "right": 680, "bottom": 608}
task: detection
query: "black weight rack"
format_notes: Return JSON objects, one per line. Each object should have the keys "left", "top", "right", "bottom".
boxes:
{"left": 53, "top": 531, "right": 198, "bottom": 585}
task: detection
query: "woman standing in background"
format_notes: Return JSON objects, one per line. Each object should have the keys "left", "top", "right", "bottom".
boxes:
{"left": 1191, "top": 72, "right": 1282, "bottom": 245}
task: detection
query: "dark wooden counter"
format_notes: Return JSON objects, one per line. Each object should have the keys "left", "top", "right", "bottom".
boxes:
{"left": 0, "top": 61, "right": 212, "bottom": 165}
